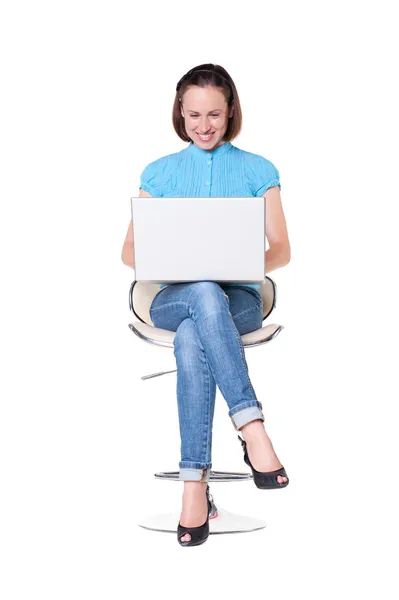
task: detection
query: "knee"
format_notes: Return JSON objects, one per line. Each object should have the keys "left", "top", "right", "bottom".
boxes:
{"left": 189, "top": 281, "right": 229, "bottom": 314}
{"left": 174, "top": 318, "right": 201, "bottom": 361}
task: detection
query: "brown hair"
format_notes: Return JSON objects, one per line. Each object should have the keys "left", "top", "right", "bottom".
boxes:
{"left": 172, "top": 63, "right": 242, "bottom": 143}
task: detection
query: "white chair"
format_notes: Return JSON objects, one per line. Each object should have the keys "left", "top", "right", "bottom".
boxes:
{"left": 129, "top": 277, "right": 284, "bottom": 534}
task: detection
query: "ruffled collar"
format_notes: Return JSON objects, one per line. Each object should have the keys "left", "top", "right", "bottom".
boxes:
{"left": 186, "top": 140, "right": 233, "bottom": 158}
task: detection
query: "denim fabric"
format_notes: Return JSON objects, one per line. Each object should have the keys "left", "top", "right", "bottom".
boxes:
{"left": 149, "top": 281, "right": 265, "bottom": 482}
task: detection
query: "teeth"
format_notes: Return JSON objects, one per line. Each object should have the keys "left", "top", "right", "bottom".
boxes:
{"left": 198, "top": 134, "right": 213, "bottom": 140}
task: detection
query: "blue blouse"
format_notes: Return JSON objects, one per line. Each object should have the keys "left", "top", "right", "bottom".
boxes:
{"left": 139, "top": 140, "right": 281, "bottom": 290}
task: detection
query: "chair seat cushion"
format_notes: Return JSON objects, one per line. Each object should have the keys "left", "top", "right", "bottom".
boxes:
{"left": 129, "top": 321, "right": 283, "bottom": 348}
{"left": 130, "top": 279, "right": 277, "bottom": 325}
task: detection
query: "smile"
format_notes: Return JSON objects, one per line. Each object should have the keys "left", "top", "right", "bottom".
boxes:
{"left": 197, "top": 133, "right": 214, "bottom": 141}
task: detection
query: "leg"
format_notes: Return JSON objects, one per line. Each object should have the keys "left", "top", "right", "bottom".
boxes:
{"left": 174, "top": 319, "right": 216, "bottom": 541}
{"left": 223, "top": 285, "right": 288, "bottom": 483}
{"left": 151, "top": 282, "right": 265, "bottom": 429}
{"left": 151, "top": 288, "right": 216, "bottom": 541}
{"left": 173, "top": 318, "right": 216, "bottom": 480}
{"left": 150, "top": 284, "right": 217, "bottom": 483}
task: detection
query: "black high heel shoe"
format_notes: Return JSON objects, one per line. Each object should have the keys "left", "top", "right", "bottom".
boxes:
{"left": 177, "top": 484, "right": 212, "bottom": 547}
{"left": 238, "top": 435, "right": 289, "bottom": 489}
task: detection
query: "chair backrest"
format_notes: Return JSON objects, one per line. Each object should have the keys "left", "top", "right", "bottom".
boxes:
{"left": 129, "top": 278, "right": 277, "bottom": 326}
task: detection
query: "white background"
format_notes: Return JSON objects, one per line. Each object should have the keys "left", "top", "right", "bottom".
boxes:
{"left": 1, "top": 1, "right": 398, "bottom": 598}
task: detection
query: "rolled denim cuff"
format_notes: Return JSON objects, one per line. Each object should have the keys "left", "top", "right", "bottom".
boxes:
{"left": 229, "top": 402, "right": 264, "bottom": 431}
{"left": 179, "top": 467, "right": 210, "bottom": 482}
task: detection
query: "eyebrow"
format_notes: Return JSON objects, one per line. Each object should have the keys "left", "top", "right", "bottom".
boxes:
{"left": 187, "top": 109, "right": 222, "bottom": 113}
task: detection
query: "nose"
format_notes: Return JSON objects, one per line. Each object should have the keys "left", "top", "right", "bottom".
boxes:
{"left": 198, "top": 118, "right": 211, "bottom": 133}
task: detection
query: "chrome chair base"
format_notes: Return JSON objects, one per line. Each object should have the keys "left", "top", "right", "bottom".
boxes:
{"left": 138, "top": 506, "right": 266, "bottom": 534}
{"left": 138, "top": 472, "right": 267, "bottom": 534}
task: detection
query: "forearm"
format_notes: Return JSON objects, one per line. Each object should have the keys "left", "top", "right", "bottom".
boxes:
{"left": 265, "top": 244, "right": 291, "bottom": 273}
{"left": 121, "top": 243, "right": 135, "bottom": 269}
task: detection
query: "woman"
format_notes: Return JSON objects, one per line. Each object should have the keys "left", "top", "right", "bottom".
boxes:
{"left": 121, "top": 63, "right": 291, "bottom": 546}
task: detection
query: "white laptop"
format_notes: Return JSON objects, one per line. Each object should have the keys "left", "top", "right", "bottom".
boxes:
{"left": 130, "top": 197, "right": 266, "bottom": 284}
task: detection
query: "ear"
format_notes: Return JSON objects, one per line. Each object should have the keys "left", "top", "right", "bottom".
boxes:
{"left": 228, "top": 102, "right": 235, "bottom": 118}
{"left": 180, "top": 103, "right": 184, "bottom": 119}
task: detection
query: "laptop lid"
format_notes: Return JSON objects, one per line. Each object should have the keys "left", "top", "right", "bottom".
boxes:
{"left": 130, "top": 197, "right": 265, "bottom": 284}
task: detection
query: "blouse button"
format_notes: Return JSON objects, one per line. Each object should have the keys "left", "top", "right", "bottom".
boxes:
{"left": 205, "top": 181, "right": 210, "bottom": 186}
{"left": 207, "top": 161, "right": 211, "bottom": 166}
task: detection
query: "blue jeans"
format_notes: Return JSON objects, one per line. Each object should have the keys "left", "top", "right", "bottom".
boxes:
{"left": 149, "top": 281, "right": 265, "bottom": 482}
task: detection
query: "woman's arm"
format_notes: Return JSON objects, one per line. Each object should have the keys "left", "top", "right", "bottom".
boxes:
{"left": 261, "top": 185, "right": 291, "bottom": 273}
{"left": 121, "top": 188, "right": 152, "bottom": 268}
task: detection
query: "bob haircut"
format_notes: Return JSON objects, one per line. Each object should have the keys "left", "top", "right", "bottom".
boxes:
{"left": 172, "top": 63, "right": 242, "bottom": 143}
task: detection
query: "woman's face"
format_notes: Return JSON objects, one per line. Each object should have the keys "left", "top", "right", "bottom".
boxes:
{"left": 180, "top": 85, "right": 234, "bottom": 150}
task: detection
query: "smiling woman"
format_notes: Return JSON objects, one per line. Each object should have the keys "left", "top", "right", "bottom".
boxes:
{"left": 172, "top": 63, "right": 241, "bottom": 147}
{"left": 179, "top": 86, "right": 234, "bottom": 148}
{"left": 122, "top": 62, "right": 291, "bottom": 547}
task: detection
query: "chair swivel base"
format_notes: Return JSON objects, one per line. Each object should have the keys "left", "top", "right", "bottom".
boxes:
{"left": 137, "top": 469, "right": 266, "bottom": 534}
{"left": 138, "top": 506, "right": 266, "bottom": 534}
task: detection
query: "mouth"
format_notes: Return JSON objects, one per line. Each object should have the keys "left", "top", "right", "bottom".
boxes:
{"left": 197, "top": 132, "right": 215, "bottom": 142}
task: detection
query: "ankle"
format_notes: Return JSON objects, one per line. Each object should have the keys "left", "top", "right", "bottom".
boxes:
{"left": 241, "top": 419, "right": 266, "bottom": 440}
{"left": 182, "top": 481, "right": 208, "bottom": 494}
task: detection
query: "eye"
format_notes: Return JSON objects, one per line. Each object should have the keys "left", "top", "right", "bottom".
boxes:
{"left": 188, "top": 114, "right": 220, "bottom": 118}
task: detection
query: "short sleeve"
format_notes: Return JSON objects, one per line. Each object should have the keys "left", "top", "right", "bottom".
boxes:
{"left": 247, "top": 155, "right": 281, "bottom": 196}
{"left": 139, "top": 161, "right": 163, "bottom": 197}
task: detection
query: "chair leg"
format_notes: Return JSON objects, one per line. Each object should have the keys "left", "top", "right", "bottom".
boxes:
{"left": 141, "top": 369, "right": 177, "bottom": 380}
